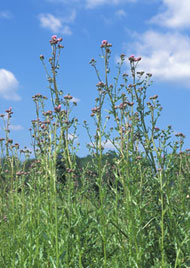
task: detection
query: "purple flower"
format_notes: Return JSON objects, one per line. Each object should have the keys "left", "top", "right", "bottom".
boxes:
{"left": 128, "top": 55, "right": 142, "bottom": 62}
{"left": 51, "top": 35, "right": 57, "bottom": 40}
{"left": 50, "top": 35, "right": 58, "bottom": 45}
{"left": 128, "top": 55, "right": 135, "bottom": 61}
{"left": 54, "top": 105, "right": 61, "bottom": 113}
{"left": 102, "top": 40, "right": 108, "bottom": 46}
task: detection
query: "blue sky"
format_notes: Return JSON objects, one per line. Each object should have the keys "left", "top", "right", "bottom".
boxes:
{"left": 1, "top": 0, "right": 190, "bottom": 156}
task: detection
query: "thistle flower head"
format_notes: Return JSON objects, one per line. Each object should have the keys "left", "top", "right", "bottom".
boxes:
{"left": 54, "top": 105, "right": 61, "bottom": 113}
{"left": 51, "top": 35, "right": 57, "bottom": 40}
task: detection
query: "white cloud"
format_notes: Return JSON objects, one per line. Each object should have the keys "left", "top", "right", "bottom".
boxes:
{"left": 115, "top": 9, "right": 126, "bottom": 19}
{"left": 101, "top": 14, "right": 113, "bottom": 25}
{"left": 125, "top": 30, "right": 190, "bottom": 85}
{"left": 68, "top": 133, "right": 78, "bottom": 141}
{"left": 46, "top": 0, "right": 80, "bottom": 3}
{"left": 61, "top": 25, "right": 72, "bottom": 35}
{"left": 71, "top": 96, "right": 80, "bottom": 103}
{"left": 88, "top": 140, "right": 116, "bottom": 150}
{"left": 0, "top": 10, "right": 12, "bottom": 19}
{"left": 86, "top": 0, "right": 137, "bottom": 9}
{"left": 9, "top": 124, "right": 24, "bottom": 131}
{"left": 61, "top": 10, "right": 76, "bottom": 23}
{"left": 102, "top": 140, "right": 115, "bottom": 149}
{"left": 0, "top": 69, "right": 21, "bottom": 101}
{"left": 149, "top": 0, "right": 190, "bottom": 29}
{"left": 39, "top": 13, "right": 62, "bottom": 32}
{"left": 101, "top": 9, "right": 127, "bottom": 25}
{"left": 38, "top": 11, "right": 76, "bottom": 35}
{"left": 45, "top": 0, "right": 137, "bottom": 9}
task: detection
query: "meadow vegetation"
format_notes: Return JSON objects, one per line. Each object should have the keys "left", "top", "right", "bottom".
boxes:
{"left": 0, "top": 36, "right": 190, "bottom": 267}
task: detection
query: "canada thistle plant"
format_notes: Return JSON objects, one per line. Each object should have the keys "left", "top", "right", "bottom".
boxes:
{"left": 0, "top": 36, "right": 190, "bottom": 268}
{"left": 85, "top": 39, "right": 189, "bottom": 266}
{"left": 87, "top": 40, "right": 175, "bottom": 179}
{"left": 35, "top": 35, "right": 78, "bottom": 182}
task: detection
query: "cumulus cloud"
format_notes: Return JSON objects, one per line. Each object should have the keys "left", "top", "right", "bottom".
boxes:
{"left": 46, "top": 0, "right": 80, "bottom": 3}
{"left": 38, "top": 10, "right": 76, "bottom": 35}
{"left": 102, "top": 140, "right": 115, "bottom": 150}
{"left": 61, "top": 10, "right": 76, "bottom": 23}
{"left": 0, "top": 69, "right": 21, "bottom": 101}
{"left": 71, "top": 96, "right": 80, "bottom": 103}
{"left": 0, "top": 10, "right": 12, "bottom": 19}
{"left": 61, "top": 25, "right": 72, "bottom": 35}
{"left": 88, "top": 140, "right": 116, "bottom": 150}
{"left": 115, "top": 9, "right": 127, "bottom": 19}
{"left": 39, "top": 13, "right": 62, "bottom": 32}
{"left": 9, "top": 124, "right": 24, "bottom": 131}
{"left": 149, "top": 0, "right": 190, "bottom": 29}
{"left": 68, "top": 133, "right": 78, "bottom": 141}
{"left": 125, "top": 30, "right": 190, "bottom": 85}
{"left": 86, "top": 0, "right": 137, "bottom": 9}
{"left": 45, "top": 0, "right": 136, "bottom": 8}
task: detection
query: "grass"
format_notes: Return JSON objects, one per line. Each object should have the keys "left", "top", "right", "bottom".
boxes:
{"left": 0, "top": 36, "right": 190, "bottom": 267}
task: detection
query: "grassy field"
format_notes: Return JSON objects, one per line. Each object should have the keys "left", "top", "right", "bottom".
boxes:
{"left": 0, "top": 36, "right": 190, "bottom": 267}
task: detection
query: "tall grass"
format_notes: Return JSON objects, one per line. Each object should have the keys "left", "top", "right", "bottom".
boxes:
{"left": 0, "top": 36, "right": 190, "bottom": 267}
